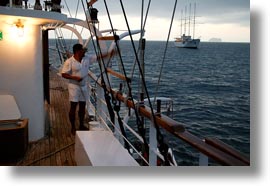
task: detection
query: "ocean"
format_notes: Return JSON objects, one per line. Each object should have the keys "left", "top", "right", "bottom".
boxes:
{"left": 49, "top": 40, "right": 250, "bottom": 165}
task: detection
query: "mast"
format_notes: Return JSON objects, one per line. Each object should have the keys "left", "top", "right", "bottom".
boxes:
{"left": 184, "top": 5, "right": 187, "bottom": 35}
{"left": 180, "top": 9, "right": 183, "bottom": 36}
{"left": 193, "top": 2, "right": 196, "bottom": 39}
{"left": 188, "top": 3, "right": 191, "bottom": 36}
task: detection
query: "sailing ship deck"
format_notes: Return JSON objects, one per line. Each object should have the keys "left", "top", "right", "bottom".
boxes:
{"left": 0, "top": 68, "right": 250, "bottom": 166}
{"left": 2, "top": 69, "right": 77, "bottom": 166}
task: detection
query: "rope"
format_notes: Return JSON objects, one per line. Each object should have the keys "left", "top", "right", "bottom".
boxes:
{"left": 119, "top": 0, "right": 176, "bottom": 165}
{"left": 140, "top": 0, "right": 144, "bottom": 39}
{"left": 81, "top": 0, "right": 116, "bottom": 125}
{"left": 153, "top": 0, "right": 178, "bottom": 105}
{"left": 130, "top": 0, "right": 151, "bottom": 79}
{"left": 69, "top": 0, "right": 80, "bottom": 41}
{"left": 22, "top": 142, "right": 75, "bottom": 166}
{"left": 103, "top": 0, "right": 150, "bottom": 156}
{"left": 63, "top": 0, "right": 73, "bottom": 17}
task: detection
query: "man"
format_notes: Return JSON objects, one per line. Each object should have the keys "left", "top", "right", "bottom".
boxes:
{"left": 61, "top": 43, "right": 113, "bottom": 135}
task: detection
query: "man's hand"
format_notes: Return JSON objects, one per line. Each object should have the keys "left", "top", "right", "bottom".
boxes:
{"left": 88, "top": 0, "right": 97, "bottom": 7}
{"left": 73, "top": 76, "right": 83, "bottom": 82}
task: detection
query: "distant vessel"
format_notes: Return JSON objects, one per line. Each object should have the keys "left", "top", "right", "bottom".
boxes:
{"left": 174, "top": 3, "right": 200, "bottom": 49}
{"left": 209, "top": 38, "right": 222, "bottom": 42}
{"left": 174, "top": 34, "right": 200, "bottom": 48}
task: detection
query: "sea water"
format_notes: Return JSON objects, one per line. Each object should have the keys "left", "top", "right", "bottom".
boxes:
{"left": 49, "top": 40, "right": 250, "bottom": 165}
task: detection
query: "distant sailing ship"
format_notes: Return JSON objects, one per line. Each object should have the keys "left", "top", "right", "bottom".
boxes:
{"left": 174, "top": 3, "right": 200, "bottom": 49}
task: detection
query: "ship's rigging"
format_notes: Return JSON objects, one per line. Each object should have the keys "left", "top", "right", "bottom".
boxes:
{"left": 48, "top": 0, "right": 249, "bottom": 166}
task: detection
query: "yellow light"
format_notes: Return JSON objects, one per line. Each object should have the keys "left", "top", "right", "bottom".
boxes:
{"left": 15, "top": 19, "right": 24, "bottom": 37}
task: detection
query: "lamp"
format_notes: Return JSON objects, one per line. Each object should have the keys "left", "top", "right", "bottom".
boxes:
{"left": 15, "top": 19, "right": 24, "bottom": 37}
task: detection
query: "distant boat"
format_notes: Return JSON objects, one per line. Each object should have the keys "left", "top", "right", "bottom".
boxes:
{"left": 174, "top": 34, "right": 200, "bottom": 48}
{"left": 174, "top": 3, "right": 200, "bottom": 49}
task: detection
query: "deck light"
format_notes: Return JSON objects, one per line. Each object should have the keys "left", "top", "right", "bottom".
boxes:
{"left": 15, "top": 19, "right": 24, "bottom": 37}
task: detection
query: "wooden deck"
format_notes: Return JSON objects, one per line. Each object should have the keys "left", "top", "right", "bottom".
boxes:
{"left": 7, "top": 69, "right": 79, "bottom": 166}
{"left": 1, "top": 68, "right": 250, "bottom": 166}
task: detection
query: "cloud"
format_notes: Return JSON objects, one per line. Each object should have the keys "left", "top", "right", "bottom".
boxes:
{"left": 40, "top": 0, "right": 249, "bottom": 42}
{"left": 94, "top": 0, "right": 250, "bottom": 28}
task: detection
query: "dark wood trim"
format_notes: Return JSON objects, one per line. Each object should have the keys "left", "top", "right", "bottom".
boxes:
{"left": 42, "top": 30, "right": 50, "bottom": 104}
{"left": 88, "top": 71, "right": 250, "bottom": 166}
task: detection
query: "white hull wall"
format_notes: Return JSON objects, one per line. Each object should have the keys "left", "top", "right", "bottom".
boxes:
{"left": 0, "top": 24, "right": 45, "bottom": 141}
{"left": 174, "top": 39, "right": 200, "bottom": 48}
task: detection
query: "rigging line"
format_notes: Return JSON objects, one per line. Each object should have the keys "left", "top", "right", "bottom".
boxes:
{"left": 142, "top": 0, "right": 151, "bottom": 33}
{"left": 119, "top": 0, "right": 160, "bottom": 131}
{"left": 153, "top": 0, "right": 178, "bottom": 105}
{"left": 115, "top": 84, "right": 131, "bottom": 153}
{"left": 80, "top": 1, "right": 103, "bottom": 69}
{"left": 84, "top": 1, "right": 115, "bottom": 94}
{"left": 74, "top": 0, "right": 80, "bottom": 19}
{"left": 130, "top": 0, "right": 151, "bottom": 79}
{"left": 138, "top": 0, "right": 145, "bottom": 96}
{"left": 54, "top": 32, "right": 64, "bottom": 64}
{"left": 119, "top": 0, "right": 155, "bottom": 124}
{"left": 103, "top": 0, "right": 149, "bottom": 153}
{"left": 55, "top": 29, "right": 68, "bottom": 63}
{"left": 80, "top": 2, "right": 98, "bottom": 57}
{"left": 57, "top": 28, "right": 67, "bottom": 51}
{"left": 69, "top": 0, "right": 80, "bottom": 41}
{"left": 63, "top": 0, "right": 73, "bottom": 18}
{"left": 140, "top": 0, "right": 144, "bottom": 39}
{"left": 119, "top": 0, "right": 174, "bottom": 165}
{"left": 81, "top": 0, "right": 116, "bottom": 123}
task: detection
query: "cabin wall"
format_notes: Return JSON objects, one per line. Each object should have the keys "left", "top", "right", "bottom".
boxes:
{"left": 0, "top": 23, "right": 45, "bottom": 141}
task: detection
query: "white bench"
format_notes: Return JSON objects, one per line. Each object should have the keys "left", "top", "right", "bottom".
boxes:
{"left": 0, "top": 95, "right": 21, "bottom": 120}
{"left": 75, "top": 131, "right": 139, "bottom": 166}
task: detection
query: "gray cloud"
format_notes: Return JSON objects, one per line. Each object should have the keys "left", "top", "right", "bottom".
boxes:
{"left": 92, "top": 0, "right": 250, "bottom": 26}
{"left": 34, "top": 0, "right": 249, "bottom": 28}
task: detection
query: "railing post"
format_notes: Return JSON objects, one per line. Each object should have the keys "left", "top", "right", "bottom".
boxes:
{"left": 199, "top": 152, "right": 209, "bottom": 166}
{"left": 96, "top": 84, "right": 103, "bottom": 122}
{"left": 114, "top": 84, "right": 124, "bottom": 145}
{"left": 114, "top": 114, "right": 124, "bottom": 144}
{"left": 149, "top": 99, "right": 161, "bottom": 166}
{"left": 149, "top": 120, "right": 157, "bottom": 166}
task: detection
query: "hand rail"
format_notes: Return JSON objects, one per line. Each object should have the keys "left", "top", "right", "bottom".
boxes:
{"left": 88, "top": 69, "right": 250, "bottom": 166}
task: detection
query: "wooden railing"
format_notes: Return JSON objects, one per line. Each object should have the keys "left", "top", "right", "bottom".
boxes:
{"left": 88, "top": 69, "right": 250, "bottom": 166}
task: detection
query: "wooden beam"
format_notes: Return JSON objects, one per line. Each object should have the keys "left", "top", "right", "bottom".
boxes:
{"left": 106, "top": 68, "right": 131, "bottom": 82}
{"left": 113, "top": 89, "right": 249, "bottom": 165}
{"left": 205, "top": 137, "right": 250, "bottom": 165}
{"left": 87, "top": 72, "right": 249, "bottom": 166}
{"left": 98, "top": 36, "right": 116, "bottom": 41}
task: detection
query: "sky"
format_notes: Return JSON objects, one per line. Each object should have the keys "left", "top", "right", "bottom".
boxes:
{"left": 68, "top": 0, "right": 250, "bottom": 42}
{"left": 87, "top": 0, "right": 250, "bottom": 42}
{"left": 26, "top": 0, "right": 250, "bottom": 42}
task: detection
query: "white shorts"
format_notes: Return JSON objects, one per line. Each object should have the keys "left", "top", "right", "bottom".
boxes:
{"left": 68, "top": 84, "right": 89, "bottom": 102}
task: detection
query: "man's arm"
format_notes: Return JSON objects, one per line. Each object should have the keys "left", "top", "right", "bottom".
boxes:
{"left": 61, "top": 59, "right": 82, "bottom": 81}
{"left": 88, "top": 0, "right": 97, "bottom": 7}
{"left": 62, "top": 73, "right": 82, "bottom": 82}
{"left": 94, "top": 48, "right": 116, "bottom": 62}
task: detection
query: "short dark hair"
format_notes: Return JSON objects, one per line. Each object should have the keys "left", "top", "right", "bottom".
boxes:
{"left": 73, "top": 43, "right": 83, "bottom": 54}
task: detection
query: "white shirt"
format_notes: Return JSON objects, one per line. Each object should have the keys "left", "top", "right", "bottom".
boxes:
{"left": 61, "top": 54, "right": 96, "bottom": 102}
{"left": 62, "top": 55, "right": 95, "bottom": 86}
